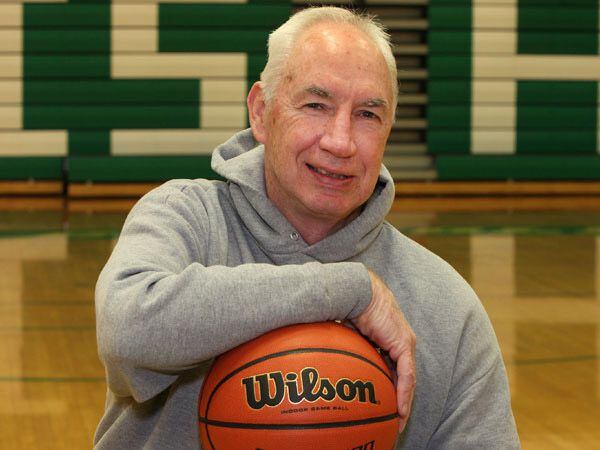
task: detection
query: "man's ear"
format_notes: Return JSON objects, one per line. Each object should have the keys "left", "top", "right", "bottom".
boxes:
{"left": 247, "top": 82, "right": 268, "bottom": 144}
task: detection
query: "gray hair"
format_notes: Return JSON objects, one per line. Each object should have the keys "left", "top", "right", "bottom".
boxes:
{"left": 259, "top": 7, "right": 398, "bottom": 106}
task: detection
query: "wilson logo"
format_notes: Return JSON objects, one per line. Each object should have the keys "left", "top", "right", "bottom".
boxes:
{"left": 241, "top": 367, "right": 378, "bottom": 410}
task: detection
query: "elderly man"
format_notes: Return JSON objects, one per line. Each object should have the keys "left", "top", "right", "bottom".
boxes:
{"left": 94, "top": 6, "right": 519, "bottom": 449}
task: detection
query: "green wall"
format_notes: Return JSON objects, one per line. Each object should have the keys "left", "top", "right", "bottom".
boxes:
{"left": 428, "top": 0, "right": 600, "bottom": 180}
{"left": 0, "top": 0, "right": 290, "bottom": 182}
{"left": 3, "top": 0, "right": 600, "bottom": 183}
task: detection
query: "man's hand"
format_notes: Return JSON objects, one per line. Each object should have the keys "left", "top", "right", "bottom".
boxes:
{"left": 352, "top": 270, "right": 417, "bottom": 433}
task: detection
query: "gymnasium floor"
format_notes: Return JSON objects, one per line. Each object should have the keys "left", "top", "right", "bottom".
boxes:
{"left": 1, "top": 204, "right": 599, "bottom": 449}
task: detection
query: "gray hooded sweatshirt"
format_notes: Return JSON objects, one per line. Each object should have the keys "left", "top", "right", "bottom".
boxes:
{"left": 94, "top": 129, "right": 520, "bottom": 449}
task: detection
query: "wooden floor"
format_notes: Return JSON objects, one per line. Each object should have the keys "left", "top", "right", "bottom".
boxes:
{"left": 1, "top": 201, "right": 599, "bottom": 449}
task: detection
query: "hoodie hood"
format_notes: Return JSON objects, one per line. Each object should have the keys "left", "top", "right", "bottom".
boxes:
{"left": 211, "top": 128, "right": 395, "bottom": 263}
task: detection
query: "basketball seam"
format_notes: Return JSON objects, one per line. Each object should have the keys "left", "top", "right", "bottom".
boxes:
{"left": 198, "top": 412, "right": 400, "bottom": 430}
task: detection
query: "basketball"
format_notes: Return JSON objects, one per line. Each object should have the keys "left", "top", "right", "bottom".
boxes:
{"left": 198, "top": 321, "right": 399, "bottom": 449}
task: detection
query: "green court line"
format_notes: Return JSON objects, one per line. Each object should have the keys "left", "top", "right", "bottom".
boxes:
{"left": 67, "top": 229, "right": 121, "bottom": 240}
{"left": 0, "top": 229, "right": 63, "bottom": 237}
{"left": 0, "top": 376, "right": 105, "bottom": 383}
{"left": 397, "top": 225, "right": 600, "bottom": 236}
{"left": 1, "top": 225, "right": 600, "bottom": 241}
{"left": 511, "top": 354, "right": 599, "bottom": 366}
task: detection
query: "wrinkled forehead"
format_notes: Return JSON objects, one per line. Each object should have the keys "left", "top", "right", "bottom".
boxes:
{"left": 282, "top": 23, "right": 394, "bottom": 102}
{"left": 300, "top": 22, "right": 374, "bottom": 50}
{"left": 290, "top": 22, "right": 382, "bottom": 66}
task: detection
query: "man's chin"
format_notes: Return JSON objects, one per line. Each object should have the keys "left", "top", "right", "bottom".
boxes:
{"left": 304, "top": 200, "right": 360, "bottom": 224}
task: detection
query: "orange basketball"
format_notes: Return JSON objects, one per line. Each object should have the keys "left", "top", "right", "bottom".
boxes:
{"left": 198, "top": 321, "right": 399, "bottom": 450}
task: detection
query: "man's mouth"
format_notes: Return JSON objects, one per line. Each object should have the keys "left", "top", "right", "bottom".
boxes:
{"left": 307, "top": 164, "right": 350, "bottom": 180}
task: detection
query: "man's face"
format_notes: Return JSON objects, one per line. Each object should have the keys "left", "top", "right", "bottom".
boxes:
{"left": 254, "top": 24, "right": 394, "bottom": 234}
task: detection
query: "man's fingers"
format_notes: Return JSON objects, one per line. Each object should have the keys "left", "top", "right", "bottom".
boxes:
{"left": 396, "top": 356, "right": 416, "bottom": 430}
{"left": 355, "top": 271, "right": 417, "bottom": 431}
{"left": 392, "top": 332, "right": 416, "bottom": 429}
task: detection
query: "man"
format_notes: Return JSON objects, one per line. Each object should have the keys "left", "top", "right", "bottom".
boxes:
{"left": 94, "top": 7, "right": 520, "bottom": 449}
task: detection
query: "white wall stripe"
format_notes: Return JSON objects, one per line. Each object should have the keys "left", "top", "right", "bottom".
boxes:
{"left": 0, "top": 82, "right": 21, "bottom": 104}
{"left": 0, "top": 106, "right": 21, "bottom": 129}
{"left": 0, "top": 5, "right": 21, "bottom": 27}
{"left": 112, "top": 4, "right": 157, "bottom": 27}
{"left": 0, "top": 131, "right": 68, "bottom": 157}
{"left": 201, "top": 80, "right": 247, "bottom": 103}
{"left": 472, "top": 130, "right": 515, "bottom": 154}
{"left": 472, "top": 81, "right": 516, "bottom": 103}
{"left": 473, "top": 6, "right": 518, "bottom": 30}
{"left": 0, "top": 30, "right": 21, "bottom": 53}
{"left": 200, "top": 104, "right": 247, "bottom": 128}
{"left": 112, "top": 53, "right": 247, "bottom": 79}
{"left": 111, "top": 129, "right": 240, "bottom": 156}
{"left": 475, "top": 55, "right": 600, "bottom": 80}
{"left": 472, "top": 105, "right": 515, "bottom": 128}
{"left": 472, "top": 0, "right": 517, "bottom": 5}
{"left": 111, "top": 5, "right": 158, "bottom": 53}
{"left": 0, "top": 56, "right": 22, "bottom": 79}
{"left": 472, "top": 3, "right": 517, "bottom": 154}
{"left": 473, "top": 31, "right": 516, "bottom": 54}
{"left": 112, "top": 29, "right": 157, "bottom": 53}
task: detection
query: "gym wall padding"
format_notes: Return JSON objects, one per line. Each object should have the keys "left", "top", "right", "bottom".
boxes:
{"left": 2, "top": 0, "right": 600, "bottom": 184}
{"left": 0, "top": 0, "right": 290, "bottom": 182}
{"left": 428, "top": 0, "right": 600, "bottom": 180}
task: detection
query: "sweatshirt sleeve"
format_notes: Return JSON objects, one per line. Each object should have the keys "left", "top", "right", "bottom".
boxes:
{"left": 426, "top": 300, "right": 521, "bottom": 449}
{"left": 95, "top": 182, "right": 373, "bottom": 403}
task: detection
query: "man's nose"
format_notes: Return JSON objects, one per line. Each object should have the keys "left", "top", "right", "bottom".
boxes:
{"left": 320, "top": 110, "right": 356, "bottom": 157}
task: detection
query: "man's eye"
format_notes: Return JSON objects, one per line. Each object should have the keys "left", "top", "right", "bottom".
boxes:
{"left": 360, "top": 110, "right": 379, "bottom": 120}
{"left": 305, "top": 103, "right": 324, "bottom": 110}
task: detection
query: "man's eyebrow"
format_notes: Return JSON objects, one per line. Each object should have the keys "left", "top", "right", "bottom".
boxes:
{"left": 304, "top": 86, "right": 388, "bottom": 109}
{"left": 305, "top": 86, "right": 331, "bottom": 98}
{"left": 362, "top": 98, "right": 388, "bottom": 109}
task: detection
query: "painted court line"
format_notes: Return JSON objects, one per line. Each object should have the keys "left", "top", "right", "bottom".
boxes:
{"left": 0, "top": 376, "right": 105, "bottom": 383}
{"left": 511, "top": 354, "right": 599, "bottom": 366}
{"left": 2, "top": 226, "right": 600, "bottom": 241}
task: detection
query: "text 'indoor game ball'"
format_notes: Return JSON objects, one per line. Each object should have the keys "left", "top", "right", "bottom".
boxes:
{"left": 198, "top": 321, "right": 399, "bottom": 450}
